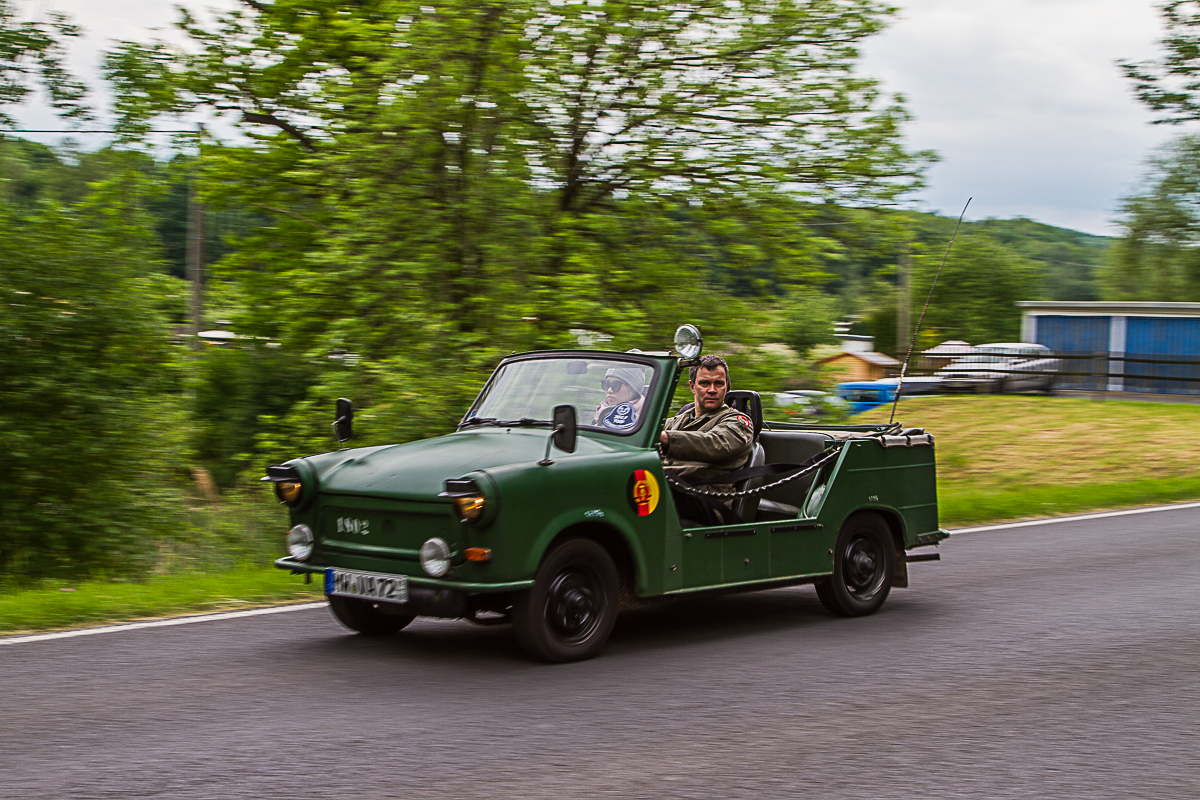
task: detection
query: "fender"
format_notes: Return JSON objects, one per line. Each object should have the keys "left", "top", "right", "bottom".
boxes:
{"left": 525, "top": 506, "right": 651, "bottom": 595}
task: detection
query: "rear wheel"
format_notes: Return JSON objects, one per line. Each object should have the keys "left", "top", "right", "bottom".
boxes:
{"left": 512, "top": 538, "right": 619, "bottom": 663}
{"left": 816, "top": 512, "right": 894, "bottom": 617}
{"left": 328, "top": 595, "right": 416, "bottom": 635}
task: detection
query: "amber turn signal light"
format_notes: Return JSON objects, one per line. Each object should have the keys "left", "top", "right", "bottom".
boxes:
{"left": 464, "top": 547, "right": 491, "bottom": 563}
{"left": 275, "top": 481, "right": 303, "bottom": 506}
{"left": 452, "top": 495, "right": 486, "bottom": 522}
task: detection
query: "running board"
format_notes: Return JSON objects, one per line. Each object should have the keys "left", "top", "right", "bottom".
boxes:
{"left": 906, "top": 552, "right": 941, "bottom": 563}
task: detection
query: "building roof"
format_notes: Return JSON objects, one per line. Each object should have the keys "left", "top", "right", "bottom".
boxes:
{"left": 816, "top": 350, "right": 900, "bottom": 367}
{"left": 1017, "top": 301, "right": 1200, "bottom": 317}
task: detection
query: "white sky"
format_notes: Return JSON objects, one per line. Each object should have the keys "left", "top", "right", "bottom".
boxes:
{"left": 11, "top": 0, "right": 1196, "bottom": 236}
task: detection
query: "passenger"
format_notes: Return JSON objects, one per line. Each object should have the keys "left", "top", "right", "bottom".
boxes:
{"left": 591, "top": 367, "right": 646, "bottom": 430}
{"left": 659, "top": 354, "right": 754, "bottom": 526}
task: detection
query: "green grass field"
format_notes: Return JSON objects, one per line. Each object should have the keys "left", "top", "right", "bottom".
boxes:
{"left": 860, "top": 394, "right": 1200, "bottom": 524}
{"left": 5, "top": 394, "right": 1198, "bottom": 635}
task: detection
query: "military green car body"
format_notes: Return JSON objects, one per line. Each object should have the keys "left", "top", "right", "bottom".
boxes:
{"left": 273, "top": 349, "right": 947, "bottom": 616}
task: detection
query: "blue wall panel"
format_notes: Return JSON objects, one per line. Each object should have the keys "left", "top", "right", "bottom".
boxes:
{"left": 1125, "top": 317, "right": 1200, "bottom": 394}
{"left": 1034, "top": 315, "right": 1111, "bottom": 352}
{"left": 1034, "top": 315, "right": 1111, "bottom": 390}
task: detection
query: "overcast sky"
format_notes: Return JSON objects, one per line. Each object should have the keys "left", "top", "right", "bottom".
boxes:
{"left": 12, "top": 0, "right": 1196, "bottom": 236}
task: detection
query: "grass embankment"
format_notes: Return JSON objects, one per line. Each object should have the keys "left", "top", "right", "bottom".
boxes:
{"left": 0, "top": 567, "right": 322, "bottom": 635}
{"left": 859, "top": 395, "right": 1200, "bottom": 525}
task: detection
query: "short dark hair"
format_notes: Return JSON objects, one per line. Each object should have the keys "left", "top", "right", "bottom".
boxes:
{"left": 689, "top": 354, "right": 730, "bottom": 388}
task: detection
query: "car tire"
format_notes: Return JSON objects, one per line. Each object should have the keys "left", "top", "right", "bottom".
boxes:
{"left": 815, "top": 512, "right": 894, "bottom": 617}
{"left": 328, "top": 595, "right": 416, "bottom": 635}
{"left": 512, "top": 537, "right": 619, "bottom": 663}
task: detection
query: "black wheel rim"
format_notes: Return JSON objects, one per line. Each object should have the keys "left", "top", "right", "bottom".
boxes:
{"left": 842, "top": 531, "right": 886, "bottom": 600}
{"left": 544, "top": 567, "right": 604, "bottom": 645}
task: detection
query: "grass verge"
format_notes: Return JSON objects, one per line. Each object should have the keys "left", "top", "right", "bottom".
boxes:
{"left": 0, "top": 567, "right": 322, "bottom": 635}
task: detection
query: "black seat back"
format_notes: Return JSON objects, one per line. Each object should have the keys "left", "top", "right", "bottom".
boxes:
{"left": 724, "top": 390, "right": 763, "bottom": 440}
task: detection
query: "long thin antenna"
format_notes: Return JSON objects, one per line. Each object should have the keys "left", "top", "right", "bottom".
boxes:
{"left": 889, "top": 198, "right": 972, "bottom": 424}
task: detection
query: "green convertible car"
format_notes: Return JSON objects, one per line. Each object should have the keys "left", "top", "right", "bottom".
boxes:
{"left": 268, "top": 325, "right": 947, "bottom": 662}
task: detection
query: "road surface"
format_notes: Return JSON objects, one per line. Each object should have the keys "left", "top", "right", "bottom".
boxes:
{"left": 2, "top": 505, "right": 1198, "bottom": 799}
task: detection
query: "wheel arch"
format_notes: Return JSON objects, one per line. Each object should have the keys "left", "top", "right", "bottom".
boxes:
{"left": 543, "top": 522, "right": 640, "bottom": 603}
{"left": 843, "top": 506, "right": 909, "bottom": 590}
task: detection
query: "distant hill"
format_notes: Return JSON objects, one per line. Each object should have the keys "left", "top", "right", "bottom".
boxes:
{"left": 907, "top": 213, "right": 1110, "bottom": 302}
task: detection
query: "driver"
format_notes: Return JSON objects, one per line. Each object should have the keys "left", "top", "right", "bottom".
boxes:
{"left": 659, "top": 354, "right": 754, "bottom": 526}
{"left": 591, "top": 366, "right": 646, "bottom": 429}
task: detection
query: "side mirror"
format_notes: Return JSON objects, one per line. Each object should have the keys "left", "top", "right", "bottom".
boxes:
{"left": 333, "top": 397, "right": 353, "bottom": 446}
{"left": 552, "top": 404, "right": 577, "bottom": 454}
{"left": 540, "top": 404, "right": 577, "bottom": 465}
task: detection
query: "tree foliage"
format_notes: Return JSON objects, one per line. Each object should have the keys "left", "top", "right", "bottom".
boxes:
{"left": 909, "top": 234, "right": 1044, "bottom": 346}
{"left": 1122, "top": 1, "right": 1200, "bottom": 125}
{"left": 1106, "top": 134, "right": 1200, "bottom": 301}
{"left": 0, "top": 0, "right": 88, "bottom": 127}
{"left": 0, "top": 168, "right": 187, "bottom": 580}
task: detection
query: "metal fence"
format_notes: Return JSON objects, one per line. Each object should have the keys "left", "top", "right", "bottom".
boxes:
{"left": 907, "top": 352, "right": 1200, "bottom": 395}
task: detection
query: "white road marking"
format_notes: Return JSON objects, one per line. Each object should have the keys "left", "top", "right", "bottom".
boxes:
{"left": 0, "top": 601, "right": 327, "bottom": 646}
{"left": 951, "top": 501, "right": 1200, "bottom": 535}
{"left": 4, "top": 501, "right": 1199, "bottom": 647}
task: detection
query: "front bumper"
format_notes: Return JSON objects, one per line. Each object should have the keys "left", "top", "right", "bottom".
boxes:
{"left": 274, "top": 557, "right": 534, "bottom": 594}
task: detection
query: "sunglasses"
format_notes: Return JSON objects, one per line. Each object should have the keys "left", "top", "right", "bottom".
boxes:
{"left": 602, "top": 380, "right": 627, "bottom": 392}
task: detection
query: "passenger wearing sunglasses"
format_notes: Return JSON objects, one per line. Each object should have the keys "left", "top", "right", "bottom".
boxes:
{"left": 591, "top": 367, "right": 646, "bottom": 429}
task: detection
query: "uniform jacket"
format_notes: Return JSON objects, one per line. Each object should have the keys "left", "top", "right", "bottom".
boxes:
{"left": 661, "top": 402, "right": 755, "bottom": 494}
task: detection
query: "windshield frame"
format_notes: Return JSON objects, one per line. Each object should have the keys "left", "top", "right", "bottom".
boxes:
{"left": 460, "top": 351, "right": 663, "bottom": 437}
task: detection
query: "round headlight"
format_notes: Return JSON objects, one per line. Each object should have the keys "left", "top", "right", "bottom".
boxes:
{"left": 452, "top": 494, "right": 486, "bottom": 522}
{"left": 275, "top": 480, "right": 303, "bottom": 506}
{"left": 674, "top": 324, "right": 703, "bottom": 359}
{"left": 287, "top": 524, "right": 314, "bottom": 561}
{"left": 419, "top": 537, "right": 452, "bottom": 577}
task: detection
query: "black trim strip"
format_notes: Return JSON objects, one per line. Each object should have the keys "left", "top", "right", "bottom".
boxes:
{"left": 770, "top": 522, "right": 823, "bottom": 533}
{"left": 703, "top": 528, "right": 756, "bottom": 539}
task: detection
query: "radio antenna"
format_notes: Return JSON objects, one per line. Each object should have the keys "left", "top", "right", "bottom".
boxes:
{"left": 889, "top": 198, "right": 972, "bottom": 425}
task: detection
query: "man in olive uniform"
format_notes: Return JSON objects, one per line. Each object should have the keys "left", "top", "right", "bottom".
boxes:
{"left": 659, "top": 354, "right": 754, "bottom": 525}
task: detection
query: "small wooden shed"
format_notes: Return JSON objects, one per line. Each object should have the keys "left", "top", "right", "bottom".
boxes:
{"left": 815, "top": 350, "right": 901, "bottom": 382}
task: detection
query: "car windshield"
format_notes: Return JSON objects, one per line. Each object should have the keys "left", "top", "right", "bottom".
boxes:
{"left": 464, "top": 357, "right": 658, "bottom": 435}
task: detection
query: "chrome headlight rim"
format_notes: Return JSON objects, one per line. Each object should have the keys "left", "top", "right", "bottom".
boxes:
{"left": 419, "top": 537, "right": 452, "bottom": 578}
{"left": 287, "top": 524, "right": 314, "bottom": 561}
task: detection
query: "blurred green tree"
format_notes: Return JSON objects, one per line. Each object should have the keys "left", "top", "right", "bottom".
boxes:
{"left": 0, "top": 0, "right": 89, "bottom": 127}
{"left": 909, "top": 233, "right": 1044, "bottom": 346}
{"left": 0, "top": 166, "right": 188, "bottom": 580}
{"left": 1105, "top": 134, "right": 1200, "bottom": 301}
{"left": 103, "top": 0, "right": 931, "bottom": 457}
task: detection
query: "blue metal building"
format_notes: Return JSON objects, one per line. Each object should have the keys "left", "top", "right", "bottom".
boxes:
{"left": 1017, "top": 302, "right": 1200, "bottom": 395}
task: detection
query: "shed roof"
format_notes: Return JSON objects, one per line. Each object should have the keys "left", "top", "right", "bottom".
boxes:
{"left": 1017, "top": 301, "right": 1200, "bottom": 317}
{"left": 816, "top": 350, "right": 900, "bottom": 367}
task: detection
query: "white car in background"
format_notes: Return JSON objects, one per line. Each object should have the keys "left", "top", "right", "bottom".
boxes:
{"left": 937, "top": 343, "right": 1057, "bottom": 394}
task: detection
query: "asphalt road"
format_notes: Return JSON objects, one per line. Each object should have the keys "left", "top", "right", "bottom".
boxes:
{"left": 2, "top": 507, "right": 1198, "bottom": 800}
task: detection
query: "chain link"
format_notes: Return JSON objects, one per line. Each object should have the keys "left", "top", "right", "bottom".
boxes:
{"left": 664, "top": 448, "right": 842, "bottom": 499}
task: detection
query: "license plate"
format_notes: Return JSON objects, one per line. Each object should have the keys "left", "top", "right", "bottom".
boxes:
{"left": 325, "top": 568, "right": 408, "bottom": 603}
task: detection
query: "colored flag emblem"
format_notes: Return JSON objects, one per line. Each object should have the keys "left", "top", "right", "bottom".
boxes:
{"left": 630, "top": 469, "right": 660, "bottom": 517}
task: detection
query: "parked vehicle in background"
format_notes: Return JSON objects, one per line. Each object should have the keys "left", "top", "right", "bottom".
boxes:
{"left": 836, "top": 381, "right": 897, "bottom": 414}
{"left": 937, "top": 343, "right": 1057, "bottom": 393}
{"left": 772, "top": 390, "right": 848, "bottom": 420}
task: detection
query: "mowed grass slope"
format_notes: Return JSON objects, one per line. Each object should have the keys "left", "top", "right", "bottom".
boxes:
{"left": 859, "top": 395, "right": 1200, "bottom": 524}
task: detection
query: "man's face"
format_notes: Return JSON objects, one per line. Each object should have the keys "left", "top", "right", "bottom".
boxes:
{"left": 690, "top": 366, "right": 728, "bottom": 414}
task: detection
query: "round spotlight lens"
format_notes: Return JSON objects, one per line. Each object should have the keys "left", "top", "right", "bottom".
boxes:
{"left": 419, "top": 537, "right": 452, "bottom": 577}
{"left": 452, "top": 494, "right": 486, "bottom": 522}
{"left": 673, "top": 324, "right": 703, "bottom": 359}
{"left": 287, "top": 524, "right": 314, "bottom": 561}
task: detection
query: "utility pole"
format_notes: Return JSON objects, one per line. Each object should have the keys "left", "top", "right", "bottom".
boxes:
{"left": 186, "top": 124, "right": 205, "bottom": 348}
{"left": 896, "top": 241, "right": 911, "bottom": 359}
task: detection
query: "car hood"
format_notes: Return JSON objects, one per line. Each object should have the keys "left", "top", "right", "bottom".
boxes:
{"left": 300, "top": 428, "right": 629, "bottom": 501}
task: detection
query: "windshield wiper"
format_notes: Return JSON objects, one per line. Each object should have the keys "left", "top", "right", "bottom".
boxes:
{"left": 499, "top": 417, "right": 551, "bottom": 427}
{"left": 459, "top": 417, "right": 501, "bottom": 428}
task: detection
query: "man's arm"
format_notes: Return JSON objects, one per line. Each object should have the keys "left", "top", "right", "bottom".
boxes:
{"left": 662, "top": 415, "right": 753, "bottom": 463}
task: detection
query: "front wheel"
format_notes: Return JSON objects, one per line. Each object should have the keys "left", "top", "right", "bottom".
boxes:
{"left": 328, "top": 595, "right": 416, "bottom": 635}
{"left": 512, "top": 538, "right": 619, "bottom": 663}
{"left": 816, "top": 512, "right": 894, "bottom": 617}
